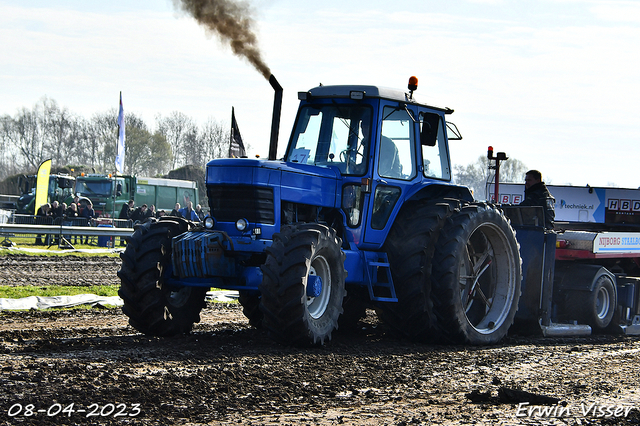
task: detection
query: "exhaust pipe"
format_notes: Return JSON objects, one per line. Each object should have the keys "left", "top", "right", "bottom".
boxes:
{"left": 268, "top": 74, "right": 283, "bottom": 161}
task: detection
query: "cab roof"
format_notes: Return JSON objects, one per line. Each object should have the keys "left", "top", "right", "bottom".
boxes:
{"left": 305, "top": 85, "right": 454, "bottom": 114}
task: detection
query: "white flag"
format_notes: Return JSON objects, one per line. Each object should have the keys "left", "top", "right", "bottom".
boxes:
{"left": 115, "top": 92, "right": 125, "bottom": 174}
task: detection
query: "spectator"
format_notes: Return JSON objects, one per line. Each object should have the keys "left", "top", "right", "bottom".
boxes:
{"left": 81, "top": 201, "right": 97, "bottom": 244}
{"left": 145, "top": 205, "right": 156, "bottom": 220}
{"left": 119, "top": 199, "right": 134, "bottom": 220}
{"left": 65, "top": 203, "right": 78, "bottom": 218}
{"left": 36, "top": 203, "right": 51, "bottom": 217}
{"left": 35, "top": 203, "right": 51, "bottom": 245}
{"left": 81, "top": 201, "right": 97, "bottom": 220}
{"left": 63, "top": 203, "right": 79, "bottom": 245}
{"left": 179, "top": 201, "right": 201, "bottom": 222}
{"left": 156, "top": 209, "right": 166, "bottom": 218}
{"left": 195, "top": 204, "right": 205, "bottom": 221}
{"left": 50, "top": 201, "right": 64, "bottom": 219}
{"left": 130, "top": 204, "right": 148, "bottom": 223}
{"left": 49, "top": 201, "right": 64, "bottom": 244}
{"left": 117, "top": 199, "right": 134, "bottom": 246}
{"left": 170, "top": 203, "right": 181, "bottom": 217}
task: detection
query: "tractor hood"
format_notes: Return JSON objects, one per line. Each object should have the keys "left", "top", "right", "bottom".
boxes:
{"left": 206, "top": 158, "right": 340, "bottom": 208}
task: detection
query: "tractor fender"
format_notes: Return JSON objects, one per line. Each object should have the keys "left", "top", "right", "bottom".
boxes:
{"left": 404, "top": 182, "right": 474, "bottom": 204}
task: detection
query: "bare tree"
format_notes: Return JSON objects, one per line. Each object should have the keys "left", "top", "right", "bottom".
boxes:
{"left": 0, "top": 96, "right": 236, "bottom": 184}
{"left": 11, "top": 106, "right": 45, "bottom": 172}
{"left": 89, "top": 109, "right": 118, "bottom": 173}
{"left": 200, "top": 117, "right": 229, "bottom": 166}
{"left": 156, "top": 112, "right": 197, "bottom": 170}
{"left": 182, "top": 126, "right": 200, "bottom": 168}
{"left": 40, "top": 97, "right": 75, "bottom": 167}
{"left": 125, "top": 113, "right": 172, "bottom": 176}
{"left": 68, "top": 117, "right": 92, "bottom": 167}
{"left": 0, "top": 115, "right": 20, "bottom": 179}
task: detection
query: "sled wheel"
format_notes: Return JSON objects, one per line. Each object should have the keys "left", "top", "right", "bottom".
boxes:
{"left": 571, "top": 273, "right": 616, "bottom": 331}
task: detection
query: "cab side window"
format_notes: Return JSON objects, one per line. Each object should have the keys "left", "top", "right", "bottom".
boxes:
{"left": 421, "top": 117, "right": 451, "bottom": 181}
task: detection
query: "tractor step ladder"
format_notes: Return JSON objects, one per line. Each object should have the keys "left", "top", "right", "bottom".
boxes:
{"left": 363, "top": 252, "right": 397, "bottom": 302}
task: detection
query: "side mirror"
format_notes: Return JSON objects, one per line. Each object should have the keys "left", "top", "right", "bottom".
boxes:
{"left": 116, "top": 183, "right": 123, "bottom": 197}
{"left": 420, "top": 113, "right": 440, "bottom": 147}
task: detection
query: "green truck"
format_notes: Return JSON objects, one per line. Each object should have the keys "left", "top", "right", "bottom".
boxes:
{"left": 16, "top": 174, "right": 76, "bottom": 214}
{"left": 73, "top": 174, "right": 199, "bottom": 217}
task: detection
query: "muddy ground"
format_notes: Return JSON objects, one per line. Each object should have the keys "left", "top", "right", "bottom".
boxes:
{"left": 0, "top": 254, "right": 639, "bottom": 425}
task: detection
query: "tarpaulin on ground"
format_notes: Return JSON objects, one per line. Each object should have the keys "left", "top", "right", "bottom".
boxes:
{"left": 0, "top": 290, "right": 238, "bottom": 311}
{"left": 0, "top": 294, "right": 123, "bottom": 311}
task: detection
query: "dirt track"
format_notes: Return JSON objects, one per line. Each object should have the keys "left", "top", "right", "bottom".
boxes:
{"left": 1, "top": 254, "right": 639, "bottom": 425}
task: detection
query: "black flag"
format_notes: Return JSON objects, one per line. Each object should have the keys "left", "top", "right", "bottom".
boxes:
{"left": 229, "top": 107, "right": 246, "bottom": 158}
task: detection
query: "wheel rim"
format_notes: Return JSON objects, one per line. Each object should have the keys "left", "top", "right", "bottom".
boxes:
{"left": 595, "top": 285, "right": 610, "bottom": 320}
{"left": 306, "top": 254, "right": 331, "bottom": 319}
{"left": 458, "top": 222, "right": 517, "bottom": 334}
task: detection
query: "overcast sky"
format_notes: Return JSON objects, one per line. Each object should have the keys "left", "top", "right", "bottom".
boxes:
{"left": 2, "top": 0, "right": 639, "bottom": 187}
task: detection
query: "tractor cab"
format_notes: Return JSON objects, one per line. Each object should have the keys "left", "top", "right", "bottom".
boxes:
{"left": 286, "top": 78, "right": 468, "bottom": 249}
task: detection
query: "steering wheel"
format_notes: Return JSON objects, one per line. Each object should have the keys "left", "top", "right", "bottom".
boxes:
{"left": 339, "top": 148, "right": 364, "bottom": 163}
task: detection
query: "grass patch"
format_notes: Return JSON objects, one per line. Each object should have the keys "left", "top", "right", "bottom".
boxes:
{"left": 0, "top": 285, "right": 120, "bottom": 299}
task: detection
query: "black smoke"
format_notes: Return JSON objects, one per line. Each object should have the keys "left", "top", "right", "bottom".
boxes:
{"left": 174, "top": 0, "right": 271, "bottom": 79}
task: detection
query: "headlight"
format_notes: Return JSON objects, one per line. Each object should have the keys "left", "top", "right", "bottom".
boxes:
{"left": 204, "top": 216, "right": 215, "bottom": 229}
{"left": 236, "top": 218, "right": 248, "bottom": 232}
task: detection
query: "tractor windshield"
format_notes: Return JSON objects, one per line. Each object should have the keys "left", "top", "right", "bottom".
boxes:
{"left": 287, "top": 104, "right": 372, "bottom": 176}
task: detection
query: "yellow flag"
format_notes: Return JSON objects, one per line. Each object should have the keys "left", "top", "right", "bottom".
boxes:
{"left": 34, "top": 159, "right": 52, "bottom": 214}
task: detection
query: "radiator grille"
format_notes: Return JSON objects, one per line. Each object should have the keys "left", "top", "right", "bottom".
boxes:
{"left": 207, "top": 185, "right": 275, "bottom": 224}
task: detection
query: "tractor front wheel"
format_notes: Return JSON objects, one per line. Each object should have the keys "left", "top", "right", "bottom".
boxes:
{"left": 117, "top": 218, "right": 208, "bottom": 336}
{"left": 259, "top": 223, "right": 346, "bottom": 345}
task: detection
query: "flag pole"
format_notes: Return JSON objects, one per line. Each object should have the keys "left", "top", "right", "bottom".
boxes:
{"left": 229, "top": 107, "right": 234, "bottom": 158}
{"left": 111, "top": 91, "right": 122, "bottom": 245}
{"left": 114, "top": 91, "right": 122, "bottom": 216}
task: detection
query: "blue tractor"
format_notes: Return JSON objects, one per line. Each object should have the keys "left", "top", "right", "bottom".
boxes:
{"left": 118, "top": 76, "right": 522, "bottom": 345}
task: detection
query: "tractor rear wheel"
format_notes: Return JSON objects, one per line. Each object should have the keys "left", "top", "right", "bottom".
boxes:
{"left": 259, "top": 223, "right": 346, "bottom": 345}
{"left": 118, "top": 218, "right": 208, "bottom": 336}
{"left": 378, "top": 200, "right": 458, "bottom": 341}
{"left": 431, "top": 204, "right": 521, "bottom": 345}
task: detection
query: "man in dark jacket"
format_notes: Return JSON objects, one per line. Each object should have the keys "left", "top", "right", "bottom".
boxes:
{"left": 80, "top": 201, "right": 97, "bottom": 244}
{"left": 520, "top": 170, "right": 555, "bottom": 229}
{"left": 50, "top": 201, "right": 64, "bottom": 219}
{"left": 130, "top": 204, "right": 148, "bottom": 223}
{"left": 119, "top": 200, "right": 134, "bottom": 220}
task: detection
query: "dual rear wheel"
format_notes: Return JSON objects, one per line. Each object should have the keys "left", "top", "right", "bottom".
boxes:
{"left": 382, "top": 202, "right": 522, "bottom": 345}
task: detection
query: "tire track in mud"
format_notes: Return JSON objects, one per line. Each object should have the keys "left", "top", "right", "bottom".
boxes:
{"left": 0, "top": 254, "right": 121, "bottom": 287}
